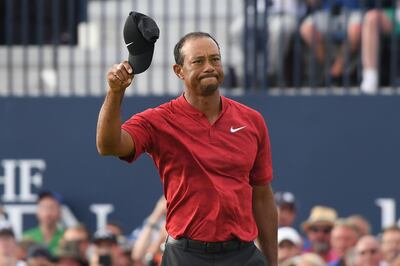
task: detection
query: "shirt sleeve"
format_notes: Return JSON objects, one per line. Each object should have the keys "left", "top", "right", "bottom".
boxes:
{"left": 249, "top": 112, "right": 273, "bottom": 186}
{"left": 120, "top": 110, "right": 155, "bottom": 163}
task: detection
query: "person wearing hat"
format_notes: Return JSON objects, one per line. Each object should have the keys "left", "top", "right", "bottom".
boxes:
{"left": 302, "top": 206, "right": 338, "bottom": 263}
{"left": 96, "top": 11, "right": 277, "bottom": 266}
{"left": 61, "top": 224, "right": 91, "bottom": 264}
{"left": 278, "top": 227, "right": 303, "bottom": 264}
{"left": 55, "top": 240, "right": 86, "bottom": 266}
{"left": 89, "top": 228, "right": 125, "bottom": 266}
{"left": 275, "top": 191, "right": 297, "bottom": 228}
{"left": 26, "top": 244, "right": 55, "bottom": 266}
{"left": 0, "top": 221, "right": 26, "bottom": 266}
{"left": 22, "top": 191, "right": 64, "bottom": 256}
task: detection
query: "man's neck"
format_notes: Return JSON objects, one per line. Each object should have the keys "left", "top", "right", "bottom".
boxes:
{"left": 40, "top": 224, "right": 57, "bottom": 243}
{"left": 183, "top": 90, "right": 221, "bottom": 124}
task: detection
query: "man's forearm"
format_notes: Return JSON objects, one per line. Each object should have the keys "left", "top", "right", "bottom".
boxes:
{"left": 96, "top": 89, "right": 125, "bottom": 155}
{"left": 253, "top": 185, "right": 278, "bottom": 266}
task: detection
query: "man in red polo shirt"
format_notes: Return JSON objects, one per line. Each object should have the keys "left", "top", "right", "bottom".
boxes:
{"left": 96, "top": 30, "right": 277, "bottom": 265}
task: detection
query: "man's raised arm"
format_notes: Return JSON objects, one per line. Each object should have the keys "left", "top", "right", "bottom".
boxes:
{"left": 96, "top": 61, "right": 135, "bottom": 157}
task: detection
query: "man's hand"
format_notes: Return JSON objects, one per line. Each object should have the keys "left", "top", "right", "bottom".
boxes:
{"left": 107, "top": 61, "right": 134, "bottom": 93}
{"left": 97, "top": 61, "right": 135, "bottom": 157}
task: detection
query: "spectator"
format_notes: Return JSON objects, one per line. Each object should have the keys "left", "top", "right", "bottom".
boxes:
{"left": 15, "top": 239, "right": 37, "bottom": 262}
{"left": 62, "top": 224, "right": 91, "bottom": 264}
{"left": 277, "top": 227, "right": 303, "bottom": 264}
{"left": 26, "top": 244, "right": 55, "bottom": 266}
{"left": 347, "top": 214, "right": 371, "bottom": 237}
{"left": 89, "top": 229, "right": 116, "bottom": 266}
{"left": 106, "top": 222, "right": 124, "bottom": 238}
{"left": 360, "top": 0, "right": 400, "bottom": 94}
{"left": 131, "top": 196, "right": 166, "bottom": 266}
{"left": 23, "top": 191, "right": 64, "bottom": 256}
{"left": 230, "top": 0, "right": 308, "bottom": 86}
{"left": 0, "top": 221, "right": 26, "bottom": 266}
{"left": 328, "top": 218, "right": 360, "bottom": 266}
{"left": 298, "top": 253, "right": 327, "bottom": 266}
{"left": 55, "top": 241, "right": 86, "bottom": 266}
{"left": 275, "top": 191, "right": 297, "bottom": 227}
{"left": 381, "top": 226, "right": 400, "bottom": 265}
{"left": 89, "top": 228, "right": 131, "bottom": 266}
{"left": 302, "top": 206, "right": 337, "bottom": 262}
{"left": 103, "top": 221, "right": 132, "bottom": 266}
{"left": 354, "top": 235, "right": 383, "bottom": 266}
{"left": 300, "top": 0, "right": 362, "bottom": 83}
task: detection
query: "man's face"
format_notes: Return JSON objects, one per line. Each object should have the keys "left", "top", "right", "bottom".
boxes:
{"left": 95, "top": 240, "right": 116, "bottom": 255}
{"left": 278, "top": 205, "right": 296, "bottom": 227}
{"left": 37, "top": 197, "right": 61, "bottom": 227}
{"left": 381, "top": 230, "right": 400, "bottom": 263}
{"left": 177, "top": 37, "right": 224, "bottom": 96}
{"left": 278, "top": 240, "right": 301, "bottom": 263}
{"left": 63, "top": 229, "right": 90, "bottom": 257}
{"left": 0, "top": 234, "right": 16, "bottom": 257}
{"left": 355, "top": 236, "right": 382, "bottom": 266}
{"left": 330, "top": 225, "right": 358, "bottom": 258}
{"left": 306, "top": 223, "right": 332, "bottom": 253}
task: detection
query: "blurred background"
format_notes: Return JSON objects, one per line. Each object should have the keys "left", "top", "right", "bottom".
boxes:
{"left": 1, "top": 0, "right": 400, "bottom": 265}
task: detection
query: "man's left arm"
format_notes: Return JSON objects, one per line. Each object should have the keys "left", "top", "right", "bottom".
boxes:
{"left": 252, "top": 184, "right": 278, "bottom": 266}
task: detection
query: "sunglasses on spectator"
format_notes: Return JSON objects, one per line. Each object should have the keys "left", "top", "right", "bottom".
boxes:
{"left": 358, "top": 248, "right": 378, "bottom": 256}
{"left": 308, "top": 226, "right": 332, "bottom": 234}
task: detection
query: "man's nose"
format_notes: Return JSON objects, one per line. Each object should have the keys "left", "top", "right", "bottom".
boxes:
{"left": 203, "top": 59, "right": 216, "bottom": 72}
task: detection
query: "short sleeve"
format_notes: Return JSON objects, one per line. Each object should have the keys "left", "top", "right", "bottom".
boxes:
{"left": 120, "top": 110, "right": 155, "bottom": 163}
{"left": 249, "top": 113, "right": 273, "bottom": 186}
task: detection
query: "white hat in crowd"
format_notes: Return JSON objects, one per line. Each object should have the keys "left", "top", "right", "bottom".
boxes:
{"left": 278, "top": 227, "right": 302, "bottom": 246}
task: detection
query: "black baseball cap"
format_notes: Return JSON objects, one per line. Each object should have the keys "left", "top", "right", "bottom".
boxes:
{"left": 123, "top": 11, "right": 159, "bottom": 74}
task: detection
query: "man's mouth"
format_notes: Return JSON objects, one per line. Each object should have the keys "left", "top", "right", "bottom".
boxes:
{"left": 200, "top": 75, "right": 218, "bottom": 80}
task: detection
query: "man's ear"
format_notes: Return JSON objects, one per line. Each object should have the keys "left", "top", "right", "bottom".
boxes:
{"left": 173, "top": 64, "right": 184, "bottom": 80}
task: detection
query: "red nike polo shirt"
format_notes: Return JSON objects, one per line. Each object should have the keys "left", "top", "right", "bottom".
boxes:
{"left": 121, "top": 95, "right": 273, "bottom": 242}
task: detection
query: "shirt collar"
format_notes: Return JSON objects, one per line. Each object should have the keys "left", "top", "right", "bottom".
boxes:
{"left": 176, "top": 93, "right": 229, "bottom": 117}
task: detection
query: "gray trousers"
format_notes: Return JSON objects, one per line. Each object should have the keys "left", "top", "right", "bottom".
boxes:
{"left": 161, "top": 241, "right": 268, "bottom": 266}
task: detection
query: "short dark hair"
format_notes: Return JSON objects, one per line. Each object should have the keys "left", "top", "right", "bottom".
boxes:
{"left": 173, "top": 32, "right": 220, "bottom": 65}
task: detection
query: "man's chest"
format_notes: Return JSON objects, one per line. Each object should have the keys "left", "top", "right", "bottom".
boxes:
{"left": 152, "top": 113, "right": 259, "bottom": 175}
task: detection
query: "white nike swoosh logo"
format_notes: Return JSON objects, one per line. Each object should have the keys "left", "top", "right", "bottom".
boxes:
{"left": 230, "top": 126, "right": 246, "bottom": 133}
{"left": 126, "top": 42, "right": 134, "bottom": 47}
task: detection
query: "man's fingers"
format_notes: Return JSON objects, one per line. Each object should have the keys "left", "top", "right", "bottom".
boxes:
{"left": 106, "top": 62, "right": 133, "bottom": 91}
{"left": 121, "top": 61, "right": 133, "bottom": 74}
{"left": 116, "top": 63, "right": 133, "bottom": 82}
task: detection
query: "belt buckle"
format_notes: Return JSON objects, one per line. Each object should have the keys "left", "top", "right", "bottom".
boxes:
{"left": 205, "top": 242, "right": 222, "bottom": 253}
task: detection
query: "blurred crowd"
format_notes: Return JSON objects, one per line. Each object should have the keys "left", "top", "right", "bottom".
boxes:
{"left": 1, "top": 189, "right": 400, "bottom": 266}
{"left": 0, "top": 191, "right": 167, "bottom": 266}
{"left": 230, "top": 0, "right": 400, "bottom": 92}
{"left": 273, "top": 191, "right": 400, "bottom": 266}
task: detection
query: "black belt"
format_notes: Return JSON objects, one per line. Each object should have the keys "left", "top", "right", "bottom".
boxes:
{"left": 166, "top": 236, "right": 253, "bottom": 253}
